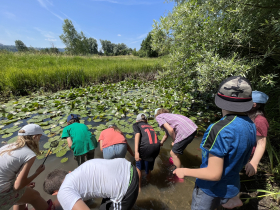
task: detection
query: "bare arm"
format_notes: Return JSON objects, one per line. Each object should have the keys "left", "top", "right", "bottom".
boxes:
{"left": 245, "top": 136, "right": 266, "bottom": 176}
{"left": 163, "top": 123, "right": 175, "bottom": 141}
{"left": 14, "top": 157, "right": 45, "bottom": 190}
{"left": 67, "top": 137, "right": 72, "bottom": 148}
{"left": 134, "top": 133, "right": 141, "bottom": 161}
{"left": 99, "top": 140, "right": 103, "bottom": 152}
{"left": 72, "top": 199, "right": 90, "bottom": 210}
{"left": 126, "top": 141, "right": 134, "bottom": 157}
{"left": 173, "top": 154, "right": 224, "bottom": 181}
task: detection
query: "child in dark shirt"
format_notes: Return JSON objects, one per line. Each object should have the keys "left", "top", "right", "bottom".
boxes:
{"left": 133, "top": 113, "right": 160, "bottom": 191}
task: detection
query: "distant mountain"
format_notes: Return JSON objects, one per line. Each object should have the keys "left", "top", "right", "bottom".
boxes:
{"left": 0, "top": 44, "right": 65, "bottom": 52}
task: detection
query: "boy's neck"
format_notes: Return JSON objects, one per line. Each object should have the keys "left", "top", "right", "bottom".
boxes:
{"left": 222, "top": 110, "right": 247, "bottom": 117}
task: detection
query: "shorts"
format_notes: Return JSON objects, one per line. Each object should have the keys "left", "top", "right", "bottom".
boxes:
{"left": 136, "top": 160, "right": 155, "bottom": 174}
{"left": 0, "top": 186, "right": 26, "bottom": 210}
{"left": 74, "top": 149, "right": 95, "bottom": 166}
{"left": 103, "top": 144, "right": 127, "bottom": 159}
{"left": 191, "top": 185, "right": 229, "bottom": 210}
{"left": 172, "top": 130, "right": 197, "bottom": 155}
{"left": 99, "top": 165, "right": 139, "bottom": 210}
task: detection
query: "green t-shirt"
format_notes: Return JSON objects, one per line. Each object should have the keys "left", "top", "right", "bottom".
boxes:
{"left": 61, "top": 122, "right": 97, "bottom": 156}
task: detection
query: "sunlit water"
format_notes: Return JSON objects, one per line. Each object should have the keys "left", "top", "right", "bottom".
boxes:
{"left": 23, "top": 135, "right": 203, "bottom": 210}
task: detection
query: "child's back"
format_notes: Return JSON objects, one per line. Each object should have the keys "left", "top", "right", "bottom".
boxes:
{"left": 196, "top": 114, "right": 256, "bottom": 198}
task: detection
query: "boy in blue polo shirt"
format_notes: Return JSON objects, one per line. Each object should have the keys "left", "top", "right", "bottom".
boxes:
{"left": 61, "top": 114, "right": 97, "bottom": 166}
{"left": 173, "top": 76, "right": 256, "bottom": 210}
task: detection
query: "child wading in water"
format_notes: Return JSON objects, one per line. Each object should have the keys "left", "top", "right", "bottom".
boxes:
{"left": 173, "top": 76, "right": 256, "bottom": 210}
{"left": 98, "top": 125, "right": 134, "bottom": 159}
{"left": 43, "top": 158, "right": 139, "bottom": 210}
{"left": 61, "top": 114, "right": 97, "bottom": 166}
{"left": 133, "top": 113, "right": 160, "bottom": 191}
{"left": 154, "top": 108, "right": 197, "bottom": 170}
{"left": 0, "top": 124, "right": 55, "bottom": 210}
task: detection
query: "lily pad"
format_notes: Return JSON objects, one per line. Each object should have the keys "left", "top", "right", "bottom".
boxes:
{"left": 43, "top": 142, "right": 51, "bottom": 149}
{"left": 7, "top": 136, "right": 17, "bottom": 144}
{"left": 60, "top": 157, "right": 68, "bottom": 163}
{"left": 2, "top": 133, "right": 13, "bottom": 139}
{"left": 56, "top": 150, "right": 67, "bottom": 157}
{"left": 37, "top": 154, "right": 45, "bottom": 160}
{"left": 126, "top": 134, "right": 133, "bottom": 139}
{"left": 94, "top": 119, "right": 102, "bottom": 122}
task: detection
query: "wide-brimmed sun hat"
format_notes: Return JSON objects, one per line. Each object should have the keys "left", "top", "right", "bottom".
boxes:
{"left": 215, "top": 76, "right": 253, "bottom": 112}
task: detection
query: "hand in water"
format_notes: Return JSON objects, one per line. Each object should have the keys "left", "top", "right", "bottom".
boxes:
{"left": 35, "top": 164, "right": 45, "bottom": 175}
{"left": 135, "top": 152, "right": 141, "bottom": 161}
{"left": 173, "top": 168, "right": 185, "bottom": 179}
{"left": 245, "top": 162, "right": 257, "bottom": 177}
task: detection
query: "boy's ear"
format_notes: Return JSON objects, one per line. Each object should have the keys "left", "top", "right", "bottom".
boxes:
{"left": 52, "top": 190, "right": 58, "bottom": 196}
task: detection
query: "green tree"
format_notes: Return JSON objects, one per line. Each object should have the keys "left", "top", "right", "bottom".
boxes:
{"left": 88, "top": 37, "right": 98, "bottom": 54}
{"left": 15, "top": 40, "right": 28, "bottom": 52}
{"left": 100, "top": 40, "right": 114, "bottom": 55}
{"left": 59, "top": 19, "right": 89, "bottom": 55}
{"left": 139, "top": 33, "right": 158, "bottom": 57}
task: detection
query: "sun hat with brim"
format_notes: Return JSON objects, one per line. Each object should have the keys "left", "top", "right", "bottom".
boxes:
{"left": 215, "top": 76, "right": 253, "bottom": 112}
{"left": 154, "top": 108, "right": 161, "bottom": 116}
{"left": 67, "top": 114, "right": 79, "bottom": 123}
{"left": 252, "top": 91, "right": 269, "bottom": 104}
{"left": 136, "top": 113, "right": 147, "bottom": 121}
{"left": 18, "top": 124, "right": 47, "bottom": 136}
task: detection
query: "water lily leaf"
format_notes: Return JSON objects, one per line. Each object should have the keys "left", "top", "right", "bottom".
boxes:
{"left": 52, "top": 146, "right": 63, "bottom": 154}
{"left": 87, "top": 118, "right": 92, "bottom": 122}
{"left": 51, "top": 126, "right": 61, "bottom": 132}
{"left": 56, "top": 150, "right": 67, "bottom": 157}
{"left": 60, "top": 157, "right": 69, "bottom": 163}
{"left": 80, "top": 120, "right": 85, "bottom": 124}
{"left": 94, "top": 119, "right": 102, "bottom": 122}
{"left": 126, "top": 134, "right": 133, "bottom": 139}
{"left": 7, "top": 136, "right": 17, "bottom": 144}
{"left": 189, "top": 117, "right": 197, "bottom": 122}
{"left": 37, "top": 154, "right": 45, "bottom": 160}
{"left": 2, "top": 133, "right": 13, "bottom": 138}
{"left": 43, "top": 142, "right": 51, "bottom": 149}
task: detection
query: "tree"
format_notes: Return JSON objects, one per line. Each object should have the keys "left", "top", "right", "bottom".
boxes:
{"left": 100, "top": 40, "right": 114, "bottom": 55}
{"left": 88, "top": 38, "right": 98, "bottom": 54}
{"left": 15, "top": 40, "right": 28, "bottom": 52}
{"left": 139, "top": 32, "right": 158, "bottom": 57}
{"left": 59, "top": 19, "right": 89, "bottom": 55}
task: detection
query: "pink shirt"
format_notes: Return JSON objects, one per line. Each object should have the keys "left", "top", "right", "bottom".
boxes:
{"left": 98, "top": 128, "right": 127, "bottom": 148}
{"left": 155, "top": 113, "right": 198, "bottom": 144}
{"left": 254, "top": 115, "right": 269, "bottom": 137}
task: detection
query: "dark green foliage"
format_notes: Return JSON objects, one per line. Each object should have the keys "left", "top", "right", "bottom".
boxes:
{"left": 15, "top": 40, "right": 28, "bottom": 52}
{"left": 100, "top": 40, "right": 130, "bottom": 56}
{"left": 139, "top": 33, "right": 158, "bottom": 57}
{"left": 88, "top": 38, "right": 98, "bottom": 54}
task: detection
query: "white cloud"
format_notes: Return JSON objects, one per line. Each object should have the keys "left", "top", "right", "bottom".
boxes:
{"left": 2, "top": 11, "right": 16, "bottom": 20}
{"left": 118, "top": 34, "right": 121, "bottom": 36}
{"left": 45, "top": 38, "right": 57, "bottom": 41}
{"left": 91, "top": 0, "right": 160, "bottom": 5}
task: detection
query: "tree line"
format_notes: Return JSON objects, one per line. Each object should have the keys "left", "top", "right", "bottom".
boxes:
{"left": 8, "top": 19, "right": 159, "bottom": 57}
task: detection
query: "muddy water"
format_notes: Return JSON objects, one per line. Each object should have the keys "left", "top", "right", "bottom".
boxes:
{"left": 26, "top": 135, "right": 203, "bottom": 210}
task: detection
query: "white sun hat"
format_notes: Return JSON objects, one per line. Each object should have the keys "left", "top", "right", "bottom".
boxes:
{"left": 18, "top": 124, "right": 47, "bottom": 136}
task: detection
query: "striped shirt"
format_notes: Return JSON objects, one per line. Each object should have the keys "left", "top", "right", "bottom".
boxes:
{"left": 156, "top": 113, "right": 198, "bottom": 144}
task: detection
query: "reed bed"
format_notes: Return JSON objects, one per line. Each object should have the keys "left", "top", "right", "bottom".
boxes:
{"left": 0, "top": 51, "right": 164, "bottom": 95}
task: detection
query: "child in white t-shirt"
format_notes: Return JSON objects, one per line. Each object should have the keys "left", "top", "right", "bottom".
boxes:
{"left": 0, "top": 124, "right": 55, "bottom": 210}
{"left": 43, "top": 158, "right": 139, "bottom": 210}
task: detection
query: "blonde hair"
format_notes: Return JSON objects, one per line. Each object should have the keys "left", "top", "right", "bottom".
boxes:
{"left": 155, "top": 108, "right": 170, "bottom": 118}
{"left": 0, "top": 130, "right": 40, "bottom": 156}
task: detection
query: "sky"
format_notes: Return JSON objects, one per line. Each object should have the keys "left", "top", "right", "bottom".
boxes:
{"left": 0, "top": 0, "right": 174, "bottom": 50}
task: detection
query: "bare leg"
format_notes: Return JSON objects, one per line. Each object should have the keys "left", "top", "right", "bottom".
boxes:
{"left": 14, "top": 187, "right": 48, "bottom": 210}
{"left": 170, "top": 150, "right": 181, "bottom": 168}
{"left": 13, "top": 204, "right": 26, "bottom": 210}
{"left": 136, "top": 167, "right": 142, "bottom": 192}
{"left": 222, "top": 195, "right": 243, "bottom": 209}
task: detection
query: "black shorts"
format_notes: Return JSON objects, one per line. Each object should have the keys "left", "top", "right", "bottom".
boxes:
{"left": 99, "top": 165, "right": 139, "bottom": 210}
{"left": 172, "top": 130, "right": 197, "bottom": 155}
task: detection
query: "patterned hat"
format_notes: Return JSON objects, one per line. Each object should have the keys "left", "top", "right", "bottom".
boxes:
{"left": 215, "top": 76, "right": 253, "bottom": 112}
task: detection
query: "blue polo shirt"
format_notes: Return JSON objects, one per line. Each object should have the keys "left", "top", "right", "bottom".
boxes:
{"left": 196, "top": 114, "right": 256, "bottom": 198}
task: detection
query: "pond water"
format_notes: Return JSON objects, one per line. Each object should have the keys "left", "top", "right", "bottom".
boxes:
{"left": 25, "top": 135, "right": 203, "bottom": 210}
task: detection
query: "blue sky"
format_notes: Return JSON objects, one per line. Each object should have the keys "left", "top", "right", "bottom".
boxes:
{"left": 0, "top": 0, "right": 174, "bottom": 50}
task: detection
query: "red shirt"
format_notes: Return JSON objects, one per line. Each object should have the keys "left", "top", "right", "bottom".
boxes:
{"left": 98, "top": 128, "right": 127, "bottom": 148}
{"left": 254, "top": 115, "right": 269, "bottom": 137}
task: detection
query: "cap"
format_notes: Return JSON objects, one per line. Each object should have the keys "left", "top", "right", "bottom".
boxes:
{"left": 154, "top": 108, "right": 161, "bottom": 116}
{"left": 67, "top": 114, "right": 79, "bottom": 123}
{"left": 18, "top": 124, "right": 46, "bottom": 136}
{"left": 136, "top": 113, "right": 147, "bottom": 121}
{"left": 215, "top": 76, "right": 253, "bottom": 112}
{"left": 252, "top": 91, "right": 269, "bottom": 104}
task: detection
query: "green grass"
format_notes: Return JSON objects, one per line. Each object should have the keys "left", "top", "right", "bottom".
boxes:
{"left": 0, "top": 51, "right": 164, "bottom": 95}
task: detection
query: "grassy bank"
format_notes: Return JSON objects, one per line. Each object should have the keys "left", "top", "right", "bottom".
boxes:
{"left": 0, "top": 51, "right": 164, "bottom": 95}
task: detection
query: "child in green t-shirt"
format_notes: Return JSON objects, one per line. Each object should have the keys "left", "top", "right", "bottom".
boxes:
{"left": 61, "top": 114, "right": 98, "bottom": 166}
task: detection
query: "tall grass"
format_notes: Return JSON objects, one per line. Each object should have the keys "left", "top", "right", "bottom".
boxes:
{"left": 0, "top": 51, "right": 164, "bottom": 95}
